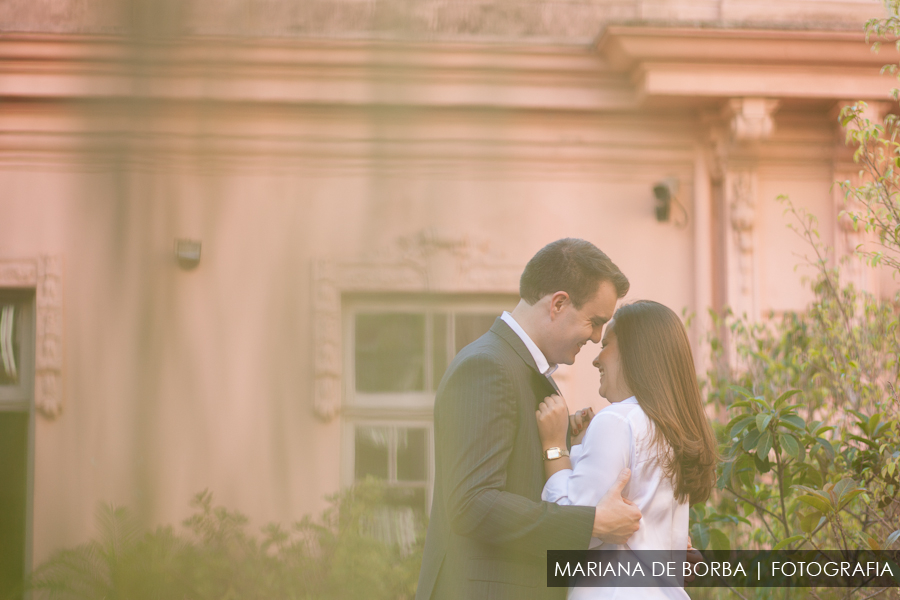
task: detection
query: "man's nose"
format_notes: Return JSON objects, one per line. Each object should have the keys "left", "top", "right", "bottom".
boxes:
{"left": 589, "top": 329, "right": 603, "bottom": 344}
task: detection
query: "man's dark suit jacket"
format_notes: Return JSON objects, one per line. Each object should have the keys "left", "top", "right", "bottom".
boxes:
{"left": 416, "top": 318, "right": 596, "bottom": 600}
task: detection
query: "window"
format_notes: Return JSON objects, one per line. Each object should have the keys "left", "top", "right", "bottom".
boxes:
{"left": 341, "top": 294, "right": 515, "bottom": 519}
{"left": 347, "top": 302, "right": 506, "bottom": 409}
{"left": 0, "top": 295, "right": 33, "bottom": 401}
{"left": 0, "top": 291, "right": 34, "bottom": 600}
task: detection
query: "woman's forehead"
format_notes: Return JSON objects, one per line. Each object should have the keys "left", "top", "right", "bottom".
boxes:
{"left": 601, "top": 320, "right": 617, "bottom": 343}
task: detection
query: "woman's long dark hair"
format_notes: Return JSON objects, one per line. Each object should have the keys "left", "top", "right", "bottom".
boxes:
{"left": 610, "top": 300, "right": 718, "bottom": 504}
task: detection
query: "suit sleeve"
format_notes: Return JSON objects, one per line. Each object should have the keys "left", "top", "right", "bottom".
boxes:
{"left": 436, "top": 353, "right": 594, "bottom": 557}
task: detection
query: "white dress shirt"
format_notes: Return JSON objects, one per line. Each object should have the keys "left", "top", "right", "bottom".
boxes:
{"left": 500, "top": 311, "right": 558, "bottom": 378}
{"left": 542, "top": 396, "right": 690, "bottom": 600}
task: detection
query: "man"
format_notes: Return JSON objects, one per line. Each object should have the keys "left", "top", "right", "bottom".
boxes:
{"left": 416, "top": 238, "right": 642, "bottom": 600}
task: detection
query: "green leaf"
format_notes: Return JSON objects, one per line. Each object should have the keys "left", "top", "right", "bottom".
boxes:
{"left": 729, "top": 385, "right": 754, "bottom": 400}
{"left": 773, "top": 535, "right": 805, "bottom": 550}
{"left": 756, "top": 413, "right": 772, "bottom": 433}
{"left": 756, "top": 431, "right": 773, "bottom": 460}
{"left": 742, "top": 429, "right": 762, "bottom": 452}
{"left": 733, "top": 454, "right": 755, "bottom": 486}
{"left": 833, "top": 478, "right": 856, "bottom": 500}
{"left": 799, "top": 511, "right": 824, "bottom": 534}
{"left": 773, "top": 389, "right": 802, "bottom": 407}
{"left": 691, "top": 522, "right": 710, "bottom": 551}
{"left": 781, "top": 415, "right": 806, "bottom": 431}
{"left": 729, "top": 416, "right": 756, "bottom": 438}
{"left": 753, "top": 453, "right": 772, "bottom": 474}
{"left": 886, "top": 529, "right": 900, "bottom": 548}
{"left": 709, "top": 528, "right": 731, "bottom": 551}
{"left": 750, "top": 396, "right": 772, "bottom": 412}
{"left": 815, "top": 438, "right": 835, "bottom": 461}
{"left": 797, "top": 493, "right": 832, "bottom": 514}
{"left": 779, "top": 434, "right": 801, "bottom": 460}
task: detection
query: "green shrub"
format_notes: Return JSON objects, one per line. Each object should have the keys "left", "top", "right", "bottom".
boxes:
{"left": 25, "top": 480, "right": 424, "bottom": 600}
{"left": 689, "top": 9, "right": 900, "bottom": 598}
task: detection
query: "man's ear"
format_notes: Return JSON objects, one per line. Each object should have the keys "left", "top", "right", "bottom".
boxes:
{"left": 549, "top": 291, "right": 570, "bottom": 319}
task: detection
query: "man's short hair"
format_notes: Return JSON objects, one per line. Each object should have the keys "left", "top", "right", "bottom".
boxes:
{"left": 519, "top": 238, "right": 629, "bottom": 308}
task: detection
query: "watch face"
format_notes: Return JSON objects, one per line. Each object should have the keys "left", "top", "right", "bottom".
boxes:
{"left": 546, "top": 448, "right": 561, "bottom": 459}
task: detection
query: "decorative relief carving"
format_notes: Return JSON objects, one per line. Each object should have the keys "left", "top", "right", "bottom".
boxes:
{"left": 727, "top": 98, "right": 780, "bottom": 142}
{"left": 0, "top": 256, "right": 64, "bottom": 419}
{"left": 729, "top": 171, "right": 757, "bottom": 297}
{"left": 311, "top": 230, "right": 519, "bottom": 421}
{"left": 0, "top": 260, "right": 37, "bottom": 287}
{"left": 35, "top": 256, "right": 64, "bottom": 418}
{"left": 703, "top": 99, "right": 773, "bottom": 323}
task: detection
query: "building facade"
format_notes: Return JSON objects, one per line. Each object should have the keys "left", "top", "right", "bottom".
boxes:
{"left": 0, "top": 0, "right": 896, "bottom": 593}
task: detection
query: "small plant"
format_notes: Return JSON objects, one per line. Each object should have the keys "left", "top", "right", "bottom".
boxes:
{"left": 25, "top": 479, "right": 425, "bottom": 600}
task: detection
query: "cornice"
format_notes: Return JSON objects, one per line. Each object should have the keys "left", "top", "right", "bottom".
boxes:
{"left": 0, "top": 26, "right": 893, "bottom": 109}
{"left": 0, "top": 33, "right": 630, "bottom": 110}
{"left": 597, "top": 26, "right": 895, "bottom": 102}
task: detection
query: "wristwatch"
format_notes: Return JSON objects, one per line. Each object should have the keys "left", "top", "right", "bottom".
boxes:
{"left": 543, "top": 447, "right": 570, "bottom": 461}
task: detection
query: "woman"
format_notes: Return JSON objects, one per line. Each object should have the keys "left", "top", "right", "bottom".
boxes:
{"left": 536, "top": 300, "right": 718, "bottom": 599}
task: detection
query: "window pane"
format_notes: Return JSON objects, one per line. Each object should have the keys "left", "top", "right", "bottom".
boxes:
{"left": 384, "top": 487, "right": 427, "bottom": 516}
{"left": 454, "top": 314, "right": 497, "bottom": 354}
{"left": 431, "top": 313, "right": 447, "bottom": 391}
{"left": 0, "top": 304, "right": 21, "bottom": 386}
{"left": 355, "top": 313, "right": 425, "bottom": 392}
{"left": 396, "top": 428, "right": 426, "bottom": 482}
{"left": 355, "top": 427, "right": 389, "bottom": 480}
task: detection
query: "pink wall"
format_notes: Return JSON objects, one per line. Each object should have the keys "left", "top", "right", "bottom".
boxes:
{"left": 0, "top": 12, "right": 896, "bottom": 565}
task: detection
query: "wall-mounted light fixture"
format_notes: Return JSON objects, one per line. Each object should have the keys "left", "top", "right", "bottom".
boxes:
{"left": 652, "top": 178, "right": 688, "bottom": 228}
{"left": 175, "top": 239, "right": 201, "bottom": 270}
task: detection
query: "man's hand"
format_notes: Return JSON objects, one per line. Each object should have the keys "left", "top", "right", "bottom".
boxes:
{"left": 569, "top": 407, "right": 595, "bottom": 445}
{"left": 592, "top": 468, "right": 641, "bottom": 544}
{"left": 683, "top": 536, "right": 703, "bottom": 582}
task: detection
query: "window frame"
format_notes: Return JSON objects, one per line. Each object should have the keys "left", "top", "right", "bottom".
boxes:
{"left": 342, "top": 294, "right": 515, "bottom": 410}
{"left": 341, "top": 419, "right": 435, "bottom": 512}
{"left": 340, "top": 293, "right": 518, "bottom": 514}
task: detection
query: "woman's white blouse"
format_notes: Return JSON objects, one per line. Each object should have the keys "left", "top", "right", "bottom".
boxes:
{"left": 542, "top": 396, "right": 689, "bottom": 600}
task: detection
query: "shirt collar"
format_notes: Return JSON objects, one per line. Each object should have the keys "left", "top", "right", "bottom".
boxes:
{"left": 500, "top": 311, "right": 558, "bottom": 377}
{"left": 620, "top": 396, "right": 638, "bottom": 405}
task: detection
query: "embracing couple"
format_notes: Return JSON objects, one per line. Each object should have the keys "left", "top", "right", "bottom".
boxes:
{"left": 415, "top": 238, "right": 718, "bottom": 600}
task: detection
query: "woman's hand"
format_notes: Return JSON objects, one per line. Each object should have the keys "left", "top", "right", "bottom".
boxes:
{"left": 569, "top": 407, "right": 595, "bottom": 445}
{"left": 535, "top": 394, "right": 570, "bottom": 450}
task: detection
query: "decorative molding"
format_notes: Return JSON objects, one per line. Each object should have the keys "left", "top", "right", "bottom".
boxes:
{"left": 726, "top": 98, "right": 780, "bottom": 142}
{"left": 35, "top": 256, "right": 64, "bottom": 418}
{"left": 0, "top": 256, "right": 64, "bottom": 418}
{"left": 311, "top": 230, "right": 519, "bottom": 421}
{"left": 729, "top": 171, "right": 756, "bottom": 292}
{"left": 727, "top": 170, "right": 758, "bottom": 319}
{"left": 0, "top": 260, "right": 38, "bottom": 288}
{"left": 703, "top": 97, "right": 778, "bottom": 183}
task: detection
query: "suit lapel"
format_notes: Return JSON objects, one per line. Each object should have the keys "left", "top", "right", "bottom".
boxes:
{"left": 490, "top": 318, "right": 557, "bottom": 399}
{"left": 491, "top": 318, "right": 571, "bottom": 448}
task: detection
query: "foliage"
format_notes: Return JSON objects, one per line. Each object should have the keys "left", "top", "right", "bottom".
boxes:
{"left": 689, "top": 5, "right": 900, "bottom": 598}
{"left": 22, "top": 480, "right": 424, "bottom": 600}
{"left": 695, "top": 246, "right": 900, "bottom": 555}
{"left": 692, "top": 200, "right": 900, "bottom": 600}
